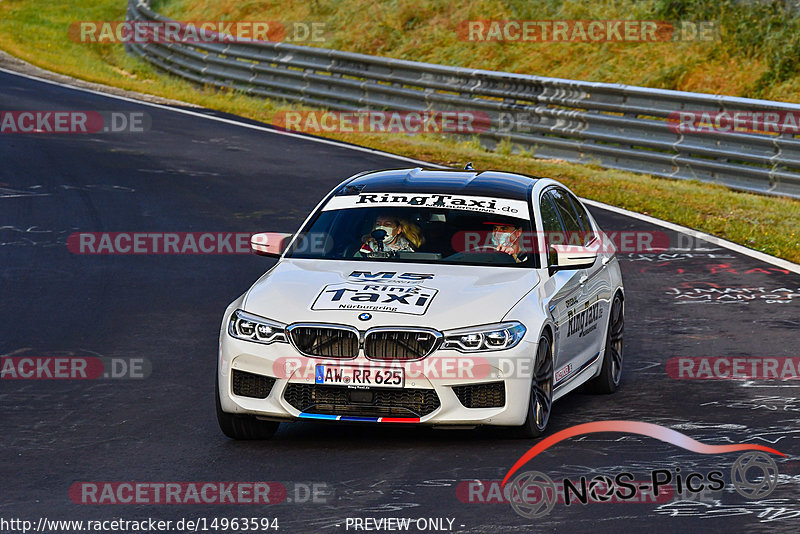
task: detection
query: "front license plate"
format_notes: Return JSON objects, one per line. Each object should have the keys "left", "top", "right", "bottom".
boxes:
{"left": 315, "top": 364, "right": 405, "bottom": 388}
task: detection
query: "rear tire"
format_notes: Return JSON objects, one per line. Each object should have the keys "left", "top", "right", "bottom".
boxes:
{"left": 216, "top": 374, "right": 279, "bottom": 440}
{"left": 588, "top": 294, "right": 624, "bottom": 394}
{"left": 508, "top": 332, "right": 554, "bottom": 438}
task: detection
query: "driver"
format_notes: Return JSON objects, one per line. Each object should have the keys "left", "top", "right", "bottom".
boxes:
{"left": 358, "top": 215, "right": 424, "bottom": 257}
{"left": 487, "top": 222, "right": 528, "bottom": 263}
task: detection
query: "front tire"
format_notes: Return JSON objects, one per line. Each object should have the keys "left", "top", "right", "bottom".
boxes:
{"left": 588, "top": 294, "right": 624, "bottom": 394}
{"left": 216, "top": 375, "right": 279, "bottom": 440}
{"left": 509, "top": 332, "right": 554, "bottom": 438}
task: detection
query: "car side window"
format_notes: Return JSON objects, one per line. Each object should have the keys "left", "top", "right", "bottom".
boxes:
{"left": 563, "top": 191, "right": 595, "bottom": 245}
{"left": 549, "top": 188, "right": 585, "bottom": 246}
{"left": 540, "top": 191, "right": 565, "bottom": 265}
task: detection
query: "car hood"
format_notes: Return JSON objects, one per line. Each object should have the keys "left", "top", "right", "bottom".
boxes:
{"left": 243, "top": 259, "right": 539, "bottom": 330}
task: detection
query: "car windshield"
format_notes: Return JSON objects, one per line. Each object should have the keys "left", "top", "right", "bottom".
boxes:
{"left": 286, "top": 191, "right": 537, "bottom": 266}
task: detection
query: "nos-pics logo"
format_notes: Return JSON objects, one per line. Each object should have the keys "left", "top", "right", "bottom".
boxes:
{"left": 501, "top": 421, "right": 783, "bottom": 518}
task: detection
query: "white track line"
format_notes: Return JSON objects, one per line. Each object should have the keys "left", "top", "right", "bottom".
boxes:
{"left": 2, "top": 66, "right": 799, "bottom": 274}
{"left": 582, "top": 199, "right": 800, "bottom": 275}
{"left": 0, "top": 66, "right": 434, "bottom": 167}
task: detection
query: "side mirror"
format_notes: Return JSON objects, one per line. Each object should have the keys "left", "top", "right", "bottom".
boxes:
{"left": 549, "top": 244, "right": 597, "bottom": 271}
{"left": 250, "top": 232, "right": 293, "bottom": 258}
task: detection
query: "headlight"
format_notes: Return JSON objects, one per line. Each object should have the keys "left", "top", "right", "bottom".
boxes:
{"left": 228, "top": 309, "right": 287, "bottom": 344}
{"left": 442, "top": 322, "right": 526, "bottom": 352}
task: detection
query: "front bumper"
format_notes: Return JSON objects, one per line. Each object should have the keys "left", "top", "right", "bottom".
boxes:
{"left": 218, "top": 329, "right": 537, "bottom": 427}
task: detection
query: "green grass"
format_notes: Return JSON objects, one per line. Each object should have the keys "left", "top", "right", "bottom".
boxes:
{"left": 160, "top": 0, "right": 800, "bottom": 102}
{"left": 0, "top": 0, "right": 798, "bottom": 263}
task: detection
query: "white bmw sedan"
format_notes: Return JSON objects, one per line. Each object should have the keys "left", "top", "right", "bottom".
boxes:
{"left": 217, "top": 167, "right": 624, "bottom": 439}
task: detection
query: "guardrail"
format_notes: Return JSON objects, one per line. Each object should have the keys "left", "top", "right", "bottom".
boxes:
{"left": 126, "top": 0, "right": 800, "bottom": 198}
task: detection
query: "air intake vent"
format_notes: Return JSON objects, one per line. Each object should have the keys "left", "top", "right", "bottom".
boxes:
{"left": 452, "top": 382, "right": 505, "bottom": 408}
{"left": 232, "top": 370, "right": 276, "bottom": 399}
{"left": 284, "top": 384, "right": 440, "bottom": 417}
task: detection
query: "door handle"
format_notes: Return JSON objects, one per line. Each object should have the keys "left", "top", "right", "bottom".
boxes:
{"left": 601, "top": 255, "right": 611, "bottom": 266}
{"left": 579, "top": 274, "right": 589, "bottom": 285}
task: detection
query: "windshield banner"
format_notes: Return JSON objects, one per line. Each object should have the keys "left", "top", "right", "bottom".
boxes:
{"left": 322, "top": 192, "right": 530, "bottom": 219}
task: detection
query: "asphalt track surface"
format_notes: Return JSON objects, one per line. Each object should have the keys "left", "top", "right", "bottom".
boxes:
{"left": 2, "top": 69, "right": 800, "bottom": 533}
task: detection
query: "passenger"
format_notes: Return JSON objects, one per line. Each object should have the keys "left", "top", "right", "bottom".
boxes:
{"left": 358, "top": 215, "right": 424, "bottom": 257}
{"left": 487, "top": 222, "right": 528, "bottom": 263}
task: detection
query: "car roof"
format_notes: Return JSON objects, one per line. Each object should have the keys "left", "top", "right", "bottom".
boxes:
{"left": 340, "top": 167, "right": 540, "bottom": 201}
